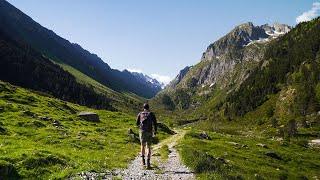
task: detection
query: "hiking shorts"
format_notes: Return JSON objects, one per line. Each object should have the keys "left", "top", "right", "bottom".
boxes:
{"left": 139, "top": 130, "right": 153, "bottom": 145}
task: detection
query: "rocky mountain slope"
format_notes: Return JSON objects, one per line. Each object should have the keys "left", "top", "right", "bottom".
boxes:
{"left": 155, "top": 22, "right": 291, "bottom": 112}
{"left": 127, "top": 70, "right": 164, "bottom": 90}
{"left": 0, "top": 0, "right": 161, "bottom": 98}
{"left": 169, "top": 22, "right": 291, "bottom": 90}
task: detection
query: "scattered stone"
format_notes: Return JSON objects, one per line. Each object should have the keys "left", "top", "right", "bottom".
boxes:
{"left": 265, "top": 151, "right": 282, "bottom": 160}
{"left": 78, "top": 112, "right": 100, "bottom": 122}
{"left": 128, "top": 128, "right": 134, "bottom": 135}
{"left": 199, "top": 131, "right": 211, "bottom": 140}
{"left": 256, "top": 143, "right": 268, "bottom": 148}
{"left": 309, "top": 139, "right": 320, "bottom": 147}
{"left": 53, "top": 120, "right": 61, "bottom": 127}
{"left": 39, "top": 116, "right": 52, "bottom": 121}
{"left": 241, "top": 144, "right": 248, "bottom": 148}
{"left": 215, "top": 157, "right": 227, "bottom": 164}
{"left": 228, "top": 142, "right": 239, "bottom": 146}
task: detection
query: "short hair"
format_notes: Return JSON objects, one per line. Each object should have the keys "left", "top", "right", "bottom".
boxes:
{"left": 143, "top": 103, "right": 149, "bottom": 110}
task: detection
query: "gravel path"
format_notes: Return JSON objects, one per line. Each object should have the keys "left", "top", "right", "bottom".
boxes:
{"left": 75, "top": 129, "right": 195, "bottom": 180}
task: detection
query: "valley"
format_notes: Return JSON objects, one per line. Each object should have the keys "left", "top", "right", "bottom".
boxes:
{"left": 1, "top": 0, "right": 320, "bottom": 179}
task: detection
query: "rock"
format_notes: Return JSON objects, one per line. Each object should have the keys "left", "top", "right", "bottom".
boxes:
{"left": 78, "top": 112, "right": 100, "bottom": 122}
{"left": 265, "top": 151, "right": 282, "bottom": 160}
{"left": 157, "top": 123, "right": 175, "bottom": 135}
{"left": 256, "top": 143, "right": 268, "bottom": 148}
{"left": 128, "top": 128, "right": 134, "bottom": 135}
{"left": 199, "top": 131, "right": 211, "bottom": 140}
{"left": 39, "top": 116, "right": 52, "bottom": 121}
{"left": 52, "top": 120, "right": 61, "bottom": 127}
{"left": 309, "top": 139, "right": 320, "bottom": 147}
{"left": 215, "top": 157, "right": 227, "bottom": 164}
{"left": 228, "top": 142, "right": 239, "bottom": 146}
{"left": 241, "top": 144, "right": 248, "bottom": 148}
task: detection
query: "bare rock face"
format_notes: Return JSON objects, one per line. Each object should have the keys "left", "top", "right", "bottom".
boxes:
{"left": 174, "top": 22, "right": 291, "bottom": 90}
{"left": 78, "top": 112, "right": 100, "bottom": 122}
{"left": 167, "top": 66, "right": 191, "bottom": 89}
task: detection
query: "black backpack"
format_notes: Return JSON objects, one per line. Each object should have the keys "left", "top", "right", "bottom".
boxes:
{"left": 139, "top": 111, "right": 153, "bottom": 131}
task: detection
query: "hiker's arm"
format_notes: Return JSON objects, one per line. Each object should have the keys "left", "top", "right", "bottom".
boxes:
{"left": 136, "top": 113, "right": 140, "bottom": 127}
{"left": 152, "top": 113, "right": 157, "bottom": 133}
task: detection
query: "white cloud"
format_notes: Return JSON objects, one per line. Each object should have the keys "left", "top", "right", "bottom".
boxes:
{"left": 296, "top": 2, "right": 320, "bottom": 23}
{"left": 127, "top": 68, "right": 142, "bottom": 73}
{"left": 150, "top": 74, "right": 172, "bottom": 85}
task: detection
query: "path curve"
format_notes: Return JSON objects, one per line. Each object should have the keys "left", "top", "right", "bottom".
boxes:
{"left": 76, "top": 129, "right": 195, "bottom": 180}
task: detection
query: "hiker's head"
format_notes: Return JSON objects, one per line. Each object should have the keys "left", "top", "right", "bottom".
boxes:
{"left": 143, "top": 103, "right": 149, "bottom": 110}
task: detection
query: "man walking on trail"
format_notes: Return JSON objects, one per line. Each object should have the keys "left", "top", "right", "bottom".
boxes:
{"left": 136, "top": 103, "right": 157, "bottom": 169}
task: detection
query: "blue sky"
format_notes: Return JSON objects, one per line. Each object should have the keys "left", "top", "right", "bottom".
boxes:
{"left": 7, "top": 0, "right": 320, "bottom": 84}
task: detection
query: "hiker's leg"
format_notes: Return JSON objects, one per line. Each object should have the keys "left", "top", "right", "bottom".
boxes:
{"left": 146, "top": 142, "right": 151, "bottom": 159}
{"left": 141, "top": 142, "right": 146, "bottom": 156}
{"left": 146, "top": 140, "right": 152, "bottom": 168}
{"left": 141, "top": 142, "right": 146, "bottom": 166}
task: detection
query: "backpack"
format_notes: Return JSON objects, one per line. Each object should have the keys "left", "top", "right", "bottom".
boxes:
{"left": 139, "top": 111, "right": 153, "bottom": 131}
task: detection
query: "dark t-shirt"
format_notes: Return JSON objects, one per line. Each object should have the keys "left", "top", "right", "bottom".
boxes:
{"left": 136, "top": 110, "right": 157, "bottom": 132}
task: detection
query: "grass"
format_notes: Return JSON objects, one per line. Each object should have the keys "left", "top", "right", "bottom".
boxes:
{"left": 0, "top": 81, "right": 171, "bottom": 179}
{"left": 178, "top": 127, "right": 320, "bottom": 179}
{"left": 56, "top": 62, "right": 145, "bottom": 115}
{"left": 158, "top": 145, "right": 170, "bottom": 161}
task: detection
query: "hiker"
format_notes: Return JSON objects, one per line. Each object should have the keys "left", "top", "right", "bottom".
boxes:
{"left": 136, "top": 103, "right": 157, "bottom": 168}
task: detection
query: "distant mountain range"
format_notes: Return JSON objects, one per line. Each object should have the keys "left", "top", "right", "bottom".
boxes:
{"left": 0, "top": 0, "right": 161, "bottom": 99}
{"left": 126, "top": 70, "right": 164, "bottom": 89}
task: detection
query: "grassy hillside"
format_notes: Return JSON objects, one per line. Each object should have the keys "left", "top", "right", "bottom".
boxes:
{"left": 57, "top": 62, "right": 145, "bottom": 115}
{"left": 179, "top": 127, "right": 320, "bottom": 179}
{"left": 0, "top": 81, "right": 170, "bottom": 179}
{"left": 0, "top": 0, "right": 161, "bottom": 98}
{"left": 157, "top": 18, "right": 320, "bottom": 179}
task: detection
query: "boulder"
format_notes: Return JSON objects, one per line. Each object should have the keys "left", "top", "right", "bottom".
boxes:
{"left": 39, "top": 116, "right": 52, "bottom": 121}
{"left": 256, "top": 143, "right": 268, "bottom": 148}
{"left": 78, "top": 112, "right": 100, "bottom": 122}
{"left": 52, "top": 120, "right": 61, "bottom": 127}
{"left": 199, "top": 131, "right": 211, "bottom": 140}
{"left": 228, "top": 142, "right": 239, "bottom": 146}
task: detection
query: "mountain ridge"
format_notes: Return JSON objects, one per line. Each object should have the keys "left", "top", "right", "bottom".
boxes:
{"left": 0, "top": 0, "right": 160, "bottom": 98}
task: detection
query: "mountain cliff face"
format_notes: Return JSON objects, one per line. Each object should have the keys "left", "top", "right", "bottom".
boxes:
{"left": 167, "top": 22, "right": 291, "bottom": 92}
{"left": 0, "top": 0, "right": 160, "bottom": 98}
{"left": 158, "top": 22, "right": 291, "bottom": 111}
{"left": 166, "top": 66, "right": 192, "bottom": 89}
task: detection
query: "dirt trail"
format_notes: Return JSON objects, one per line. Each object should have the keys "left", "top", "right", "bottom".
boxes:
{"left": 76, "top": 129, "right": 195, "bottom": 180}
{"left": 119, "top": 129, "right": 194, "bottom": 180}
